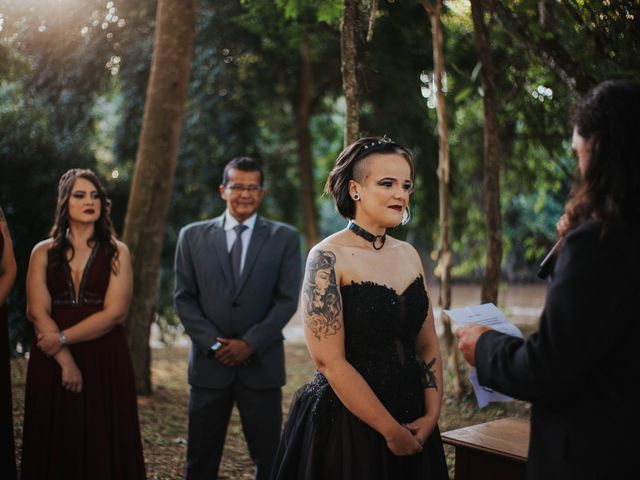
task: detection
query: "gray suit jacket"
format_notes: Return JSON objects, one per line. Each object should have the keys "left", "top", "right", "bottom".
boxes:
{"left": 174, "top": 214, "right": 301, "bottom": 389}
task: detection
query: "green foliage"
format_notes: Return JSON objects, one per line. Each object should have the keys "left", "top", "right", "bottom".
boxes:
{"left": 148, "top": 0, "right": 343, "bottom": 324}
{"left": 0, "top": 0, "right": 127, "bottom": 349}
{"left": 2, "top": 0, "right": 639, "bottom": 348}
{"left": 358, "top": 2, "right": 439, "bottom": 248}
{"left": 0, "top": 79, "right": 95, "bottom": 351}
{"left": 272, "top": 0, "right": 343, "bottom": 24}
{"left": 494, "top": 0, "right": 640, "bottom": 92}
{"left": 437, "top": 0, "right": 639, "bottom": 280}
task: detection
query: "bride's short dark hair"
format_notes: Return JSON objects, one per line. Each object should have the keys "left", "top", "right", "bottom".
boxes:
{"left": 324, "top": 136, "right": 415, "bottom": 220}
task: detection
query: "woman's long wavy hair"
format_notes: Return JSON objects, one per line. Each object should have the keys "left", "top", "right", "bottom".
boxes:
{"left": 48, "top": 169, "right": 119, "bottom": 272}
{"left": 559, "top": 80, "right": 640, "bottom": 237}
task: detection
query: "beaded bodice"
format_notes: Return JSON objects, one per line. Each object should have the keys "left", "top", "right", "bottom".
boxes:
{"left": 306, "top": 275, "right": 429, "bottom": 424}
{"left": 47, "top": 244, "right": 110, "bottom": 308}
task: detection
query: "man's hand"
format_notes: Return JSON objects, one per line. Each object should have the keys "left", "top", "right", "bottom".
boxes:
{"left": 214, "top": 338, "right": 254, "bottom": 366}
{"left": 454, "top": 324, "right": 491, "bottom": 367}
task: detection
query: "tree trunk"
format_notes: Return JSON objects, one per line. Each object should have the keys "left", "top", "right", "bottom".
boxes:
{"left": 421, "top": 0, "right": 462, "bottom": 398}
{"left": 471, "top": 0, "right": 502, "bottom": 305}
{"left": 295, "top": 34, "right": 320, "bottom": 250}
{"left": 122, "top": 0, "right": 196, "bottom": 394}
{"left": 341, "top": 0, "right": 359, "bottom": 147}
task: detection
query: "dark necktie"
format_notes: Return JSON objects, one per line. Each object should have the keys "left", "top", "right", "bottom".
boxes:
{"left": 230, "top": 224, "right": 248, "bottom": 284}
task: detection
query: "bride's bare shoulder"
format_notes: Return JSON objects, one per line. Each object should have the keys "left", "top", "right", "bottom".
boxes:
{"left": 309, "top": 231, "right": 353, "bottom": 255}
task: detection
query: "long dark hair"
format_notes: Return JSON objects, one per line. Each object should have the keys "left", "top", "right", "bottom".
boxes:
{"left": 48, "top": 169, "right": 119, "bottom": 272}
{"left": 560, "top": 80, "right": 640, "bottom": 237}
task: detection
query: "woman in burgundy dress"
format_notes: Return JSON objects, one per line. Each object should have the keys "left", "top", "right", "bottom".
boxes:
{"left": 20, "top": 169, "right": 146, "bottom": 480}
{"left": 1, "top": 207, "right": 17, "bottom": 480}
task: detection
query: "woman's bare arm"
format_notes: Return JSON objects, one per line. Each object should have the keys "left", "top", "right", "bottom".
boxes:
{"left": 404, "top": 247, "right": 444, "bottom": 444}
{"left": 26, "top": 241, "right": 83, "bottom": 392}
{"left": 36, "top": 241, "right": 133, "bottom": 355}
{"left": 0, "top": 209, "right": 17, "bottom": 306}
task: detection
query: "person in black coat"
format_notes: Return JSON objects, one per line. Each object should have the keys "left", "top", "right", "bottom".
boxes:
{"left": 456, "top": 79, "right": 640, "bottom": 480}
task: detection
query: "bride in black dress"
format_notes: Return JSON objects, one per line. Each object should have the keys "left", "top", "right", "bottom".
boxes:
{"left": 271, "top": 137, "right": 449, "bottom": 480}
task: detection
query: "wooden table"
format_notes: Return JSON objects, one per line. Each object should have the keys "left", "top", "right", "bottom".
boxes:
{"left": 442, "top": 417, "right": 530, "bottom": 480}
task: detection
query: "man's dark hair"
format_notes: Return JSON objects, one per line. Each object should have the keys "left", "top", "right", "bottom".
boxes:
{"left": 222, "top": 156, "right": 264, "bottom": 186}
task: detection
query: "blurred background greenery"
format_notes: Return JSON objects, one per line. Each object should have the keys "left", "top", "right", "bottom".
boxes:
{"left": 1, "top": 0, "right": 638, "bottom": 351}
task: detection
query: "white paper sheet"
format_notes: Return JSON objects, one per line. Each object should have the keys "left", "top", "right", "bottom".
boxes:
{"left": 444, "top": 303, "right": 523, "bottom": 408}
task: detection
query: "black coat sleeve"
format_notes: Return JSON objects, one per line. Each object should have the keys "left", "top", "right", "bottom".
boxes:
{"left": 475, "top": 222, "right": 608, "bottom": 407}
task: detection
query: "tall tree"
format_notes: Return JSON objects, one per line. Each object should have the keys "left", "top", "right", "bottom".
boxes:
{"left": 420, "top": 0, "right": 461, "bottom": 396}
{"left": 0, "top": 0, "right": 130, "bottom": 348}
{"left": 293, "top": 32, "right": 321, "bottom": 248}
{"left": 341, "top": 0, "right": 360, "bottom": 146}
{"left": 250, "top": 1, "right": 342, "bottom": 247}
{"left": 122, "top": 0, "right": 197, "bottom": 394}
{"left": 471, "top": 0, "right": 502, "bottom": 305}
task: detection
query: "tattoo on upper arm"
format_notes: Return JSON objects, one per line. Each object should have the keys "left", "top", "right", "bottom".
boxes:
{"left": 303, "top": 250, "right": 342, "bottom": 341}
{"left": 420, "top": 358, "right": 438, "bottom": 390}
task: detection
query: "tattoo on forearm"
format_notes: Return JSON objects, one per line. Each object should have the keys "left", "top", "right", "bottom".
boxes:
{"left": 303, "top": 250, "right": 342, "bottom": 341}
{"left": 420, "top": 358, "right": 438, "bottom": 390}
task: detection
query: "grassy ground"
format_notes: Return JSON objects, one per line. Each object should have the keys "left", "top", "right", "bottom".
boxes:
{"left": 10, "top": 335, "right": 532, "bottom": 479}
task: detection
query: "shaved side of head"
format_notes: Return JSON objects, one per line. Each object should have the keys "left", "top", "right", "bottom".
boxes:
{"left": 352, "top": 157, "right": 372, "bottom": 184}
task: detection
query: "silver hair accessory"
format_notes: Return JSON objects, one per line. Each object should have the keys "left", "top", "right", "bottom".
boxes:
{"left": 361, "top": 135, "right": 392, "bottom": 151}
{"left": 354, "top": 135, "right": 396, "bottom": 160}
{"left": 354, "top": 135, "right": 402, "bottom": 161}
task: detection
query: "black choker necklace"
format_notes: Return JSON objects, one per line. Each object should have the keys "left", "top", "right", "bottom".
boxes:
{"left": 348, "top": 221, "right": 386, "bottom": 250}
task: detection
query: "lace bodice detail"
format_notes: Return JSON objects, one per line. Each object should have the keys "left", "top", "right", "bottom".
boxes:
{"left": 305, "top": 275, "right": 429, "bottom": 424}
{"left": 341, "top": 275, "right": 428, "bottom": 372}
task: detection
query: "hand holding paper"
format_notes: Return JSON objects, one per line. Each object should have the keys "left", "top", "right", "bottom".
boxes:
{"left": 446, "top": 303, "right": 522, "bottom": 337}
{"left": 446, "top": 303, "right": 522, "bottom": 408}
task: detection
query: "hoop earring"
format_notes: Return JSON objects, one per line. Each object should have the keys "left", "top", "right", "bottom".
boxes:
{"left": 401, "top": 205, "right": 411, "bottom": 226}
{"left": 353, "top": 193, "right": 360, "bottom": 201}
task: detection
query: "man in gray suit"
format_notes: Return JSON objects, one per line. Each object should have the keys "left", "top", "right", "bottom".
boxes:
{"left": 174, "top": 156, "right": 301, "bottom": 480}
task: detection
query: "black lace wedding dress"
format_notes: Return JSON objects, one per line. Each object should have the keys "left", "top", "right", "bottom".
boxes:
{"left": 271, "top": 276, "right": 449, "bottom": 480}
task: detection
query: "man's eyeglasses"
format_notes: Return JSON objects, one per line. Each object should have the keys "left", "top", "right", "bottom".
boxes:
{"left": 226, "top": 184, "right": 263, "bottom": 194}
